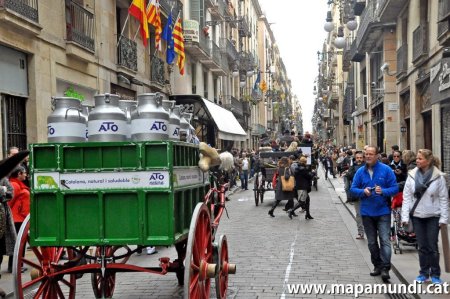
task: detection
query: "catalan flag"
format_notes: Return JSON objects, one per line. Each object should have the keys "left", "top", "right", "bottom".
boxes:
{"left": 146, "top": 0, "right": 162, "bottom": 51}
{"left": 129, "top": 0, "right": 149, "bottom": 47}
{"left": 162, "top": 12, "right": 175, "bottom": 64}
{"left": 173, "top": 15, "right": 185, "bottom": 75}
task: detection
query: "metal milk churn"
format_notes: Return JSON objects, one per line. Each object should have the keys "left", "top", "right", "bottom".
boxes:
{"left": 131, "top": 93, "right": 169, "bottom": 141}
{"left": 88, "top": 93, "right": 127, "bottom": 142}
{"left": 119, "top": 100, "right": 137, "bottom": 141}
{"left": 47, "top": 97, "right": 87, "bottom": 143}
{"left": 179, "top": 112, "right": 192, "bottom": 142}
{"left": 162, "top": 100, "right": 181, "bottom": 141}
{"left": 81, "top": 104, "right": 93, "bottom": 141}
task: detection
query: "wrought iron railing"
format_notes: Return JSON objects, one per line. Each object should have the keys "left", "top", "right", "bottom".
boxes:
{"left": 438, "top": 0, "right": 450, "bottom": 41}
{"left": 211, "top": 41, "right": 221, "bottom": 66}
{"left": 211, "top": 0, "right": 225, "bottom": 18}
{"left": 229, "top": 96, "right": 243, "bottom": 116}
{"left": 355, "top": 2, "right": 375, "bottom": 48}
{"left": 220, "top": 38, "right": 238, "bottom": 61}
{"left": 66, "top": 0, "right": 95, "bottom": 52}
{"left": 396, "top": 43, "right": 408, "bottom": 78}
{"left": 199, "top": 34, "right": 211, "bottom": 56}
{"left": 150, "top": 56, "right": 165, "bottom": 86}
{"left": 251, "top": 123, "right": 265, "bottom": 135}
{"left": 117, "top": 35, "right": 137, "bottom": 71}
{"left": 239, "top": 17, "right": 250, "bottom": 37}
{"left": 1, "top": 0, "right": 38, "bottom": 23}
{"left": 412, "top": 23, "right": 428, "bottom": 63}
{"left": 438, "top": 19, "right": 450, "bottom": 39}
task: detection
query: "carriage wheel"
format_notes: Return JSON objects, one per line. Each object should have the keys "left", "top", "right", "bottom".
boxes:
{"left": 13, "top": 215, "right": 77, "bottom": 299}
{"left": 184, "top": 203, "right": 215, "bottom": 299}
{"left": 215, "top": 235, "right": 235, "bottom": 299}
{"left": 253, "top": 174, "right": 259, "bottom": 206}
{"left": 90, "top": 246, "right": 129, "bottom": 298}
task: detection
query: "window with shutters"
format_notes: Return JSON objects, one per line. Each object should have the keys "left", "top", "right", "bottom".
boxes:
{"left": 1, "top": 95, "right": 27, "bottom": 156}
{"left": 190, "top": 0, "right": 205, "bottom": 28}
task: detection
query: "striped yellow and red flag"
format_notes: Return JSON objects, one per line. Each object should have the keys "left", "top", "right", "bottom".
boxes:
{"left": 129, "top": 0, "right": 149, "bottom": 47}
{"left": 173, "top": 15, "right": 185, "bottom": 75}
{"left": 146, "top": 0, "right": 162, "bottom": 51}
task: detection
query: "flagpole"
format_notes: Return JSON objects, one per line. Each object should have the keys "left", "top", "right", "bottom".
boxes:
{"left": 117, "top": 14, "right": 130, "bottom": 47}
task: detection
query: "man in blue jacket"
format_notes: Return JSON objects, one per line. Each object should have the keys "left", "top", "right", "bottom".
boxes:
{"left": 350, "top": 145, "right": 398, "bottom": 282}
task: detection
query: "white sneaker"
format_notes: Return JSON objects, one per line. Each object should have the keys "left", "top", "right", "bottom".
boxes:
{"left": 146, "top": 246, "right": 157, "bottom": 255}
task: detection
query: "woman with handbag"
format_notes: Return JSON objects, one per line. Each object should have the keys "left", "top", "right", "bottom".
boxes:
{"left": 288, "top": 156, "right": 314, "bottom": 220}
{"left": 268, "top": 157, "right": 295, "bottom": 218}
{"left": 401, "top": 149, "right": 449, "bottom": 285}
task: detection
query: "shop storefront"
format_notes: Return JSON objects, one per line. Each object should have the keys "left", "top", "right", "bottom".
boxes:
{"left": 430, "top": 57, "right": 450, "bottom": 175}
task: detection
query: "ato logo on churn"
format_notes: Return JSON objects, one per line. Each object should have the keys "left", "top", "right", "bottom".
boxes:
{"left": 99, "top": 122, "right": 119, "bottom": 132}
{"left": 150, "top": 121, "right": 167, "bottom": 132}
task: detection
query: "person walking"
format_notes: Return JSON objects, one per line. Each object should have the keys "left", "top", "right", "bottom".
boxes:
{"left": 268, "top": 157, "right": 295, "bottom": 217}
{"left": 239, "top": 153, "right": 249, "bottom": 190}
{"left": 346, "top": 151, "right": 366, "bottom": 239}
{"left": 401, "top": 149, "right": 449, "bottom": 285}
{"left": 350, "top": 145, "right": 398, "bottom": 282}
{"left": 288, "top": 156, "right": 314, "bottom": 220}
{"left": 8, "top": 166, "right": 30, "bottom": 273}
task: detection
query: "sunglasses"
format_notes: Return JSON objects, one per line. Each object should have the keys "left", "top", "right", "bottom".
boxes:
{"left": 393, "top": 155, "right": 400, "bottom": 157}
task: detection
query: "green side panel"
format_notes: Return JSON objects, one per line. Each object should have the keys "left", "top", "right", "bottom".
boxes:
{"left": 173, "top": 190, "right": 185, "bottom": 237}
{"left": 32, "top": 192, "right": 59, "bottom": 243}
{"left": 145, "top": 191, "right": 173, "bottom": 244}
{"left": 104, "top": 192, "right": 140, "bottom": 242}
{"left": 62, "top": 147, "right": 84, "bottom": 169}
{"left": 143, "top": 143, "right": 169, "bottom": 168}
{"left": 64, "top": 193, "right": 100, "bottom": 242}
{"left": 32, "top": 145, "right": 58, "bottom": 170}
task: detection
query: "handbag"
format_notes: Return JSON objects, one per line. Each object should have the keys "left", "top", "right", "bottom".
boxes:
{"left": 281, "top": 167, "right": 295, "bottom": 192}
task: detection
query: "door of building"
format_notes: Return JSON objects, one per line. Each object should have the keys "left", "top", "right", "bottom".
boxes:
{"left": 1, "top": 94, "right": 27, "bottom": 156}
{"left": 422, "top": 111, "right": 432, "bottom": 151}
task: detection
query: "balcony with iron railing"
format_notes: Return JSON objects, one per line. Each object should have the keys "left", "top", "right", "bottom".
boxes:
{"left": 342, "top": 39, "right": 352, "bottom": 71}
{"left": 210, "top": 0, "right": 225, "bottom": 20}
{"left": 396, "top": 43, "right": 408, "bottom": 79}
{"left": 354, "top": 2, "right": 381, "bottom": 54}
{"left": 251, "top": 123, "right": 265, "bottom": 135}
{"left": 159, "top": 0, "right": 182, "bottom": 15}
{"left": 150, "top": 55, "right": 165, "bottom": 88}
{"left": 117, "top": 35, "right": 137, "bottom": 72}
{"left": 438, "top": 0, "right": 450, "bottom": 45}
{"left": 412, "top": 23, "right": 429, "bottom": 64}
{"left": 0, "top": 0, "right": 41, "bottom": 35}
{"left": 211, "top": 41, "right": 222, "bottom": 68}
{"left": 226, "top": 96, "right": 243, "bottom": 117}
{"left": 66, "top": 0, "right": 95, "bottom": 52}
{"left": 377, "top": 0, "right": 408, "bottom": 23}
{"left": 239, "top": 17, "right": 251, "bottom": 38}
{"left": 220, "top": 38, "right": 238, "bottom": 62}
{"left": 353, "top": 0, "right": 366, "bottom": 16}
{"left": 0, "top": 0, "right": 38, "bottom": 22}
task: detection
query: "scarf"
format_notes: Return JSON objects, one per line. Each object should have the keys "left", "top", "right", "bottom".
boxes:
{"left": 414, "top": 167, "right": 433, "bottom": 195}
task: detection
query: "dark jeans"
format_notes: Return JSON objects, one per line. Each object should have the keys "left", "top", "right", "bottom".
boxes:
{"left": 362, "top": 214, "right": 391, "bottom": 271}
{"left": 240, "top": 170, "right": 248, "bottom": 190}
{"left": 411, "top": 216, "right": 441, "bottom": 278}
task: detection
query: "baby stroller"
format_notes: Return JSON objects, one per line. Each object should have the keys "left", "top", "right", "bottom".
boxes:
{"left": 391, "top": 185, "right": 418, "bottom": 254}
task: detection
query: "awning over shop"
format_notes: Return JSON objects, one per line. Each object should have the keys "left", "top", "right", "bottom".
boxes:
{"left": 170, "top": 95, "right": 247, "bottom": 141}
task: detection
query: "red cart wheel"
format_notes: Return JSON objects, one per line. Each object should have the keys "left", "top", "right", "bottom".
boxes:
{"left": 184, "top": 203, "right": 215, "bottom": 299}
{"left": 253, "top": 174, "right": 260, "bottom": 206}
{"left": 215, "top": 235, "right": 229, "bottom": 299}
{"left": 13, "top": 215, "right": 77, "bottom": 299}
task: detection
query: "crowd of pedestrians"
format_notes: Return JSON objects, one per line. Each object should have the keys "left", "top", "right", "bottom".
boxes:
{"left": 316, "top": 141, "right": 449, "bottom": 285}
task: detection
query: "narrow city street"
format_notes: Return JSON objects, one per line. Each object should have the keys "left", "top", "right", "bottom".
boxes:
{"left": 65, "top": 169, "right": 396, "bottom": 298}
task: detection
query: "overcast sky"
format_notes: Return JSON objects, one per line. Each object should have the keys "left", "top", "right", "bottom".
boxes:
{"left": 258, "top": 0, "right": 328, "bottom": 133}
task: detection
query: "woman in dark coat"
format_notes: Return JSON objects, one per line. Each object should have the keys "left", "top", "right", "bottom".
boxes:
{"left": 268, "top": 157, "right": 295, "bottom": 217}
{"left": 288, "top": 156, "right": 314, "bottom": 220}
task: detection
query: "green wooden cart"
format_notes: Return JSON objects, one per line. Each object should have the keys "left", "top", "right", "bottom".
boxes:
{"left": 12, "top": 141, "right": 235, "bottom": 299}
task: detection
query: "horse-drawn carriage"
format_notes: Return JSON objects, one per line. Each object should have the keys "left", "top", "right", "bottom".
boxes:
{"left": 253, "top": 144, "right": 314, "bottom": 206}
{"left": 13, "top": 141, "right": 235, "bottom": 298}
